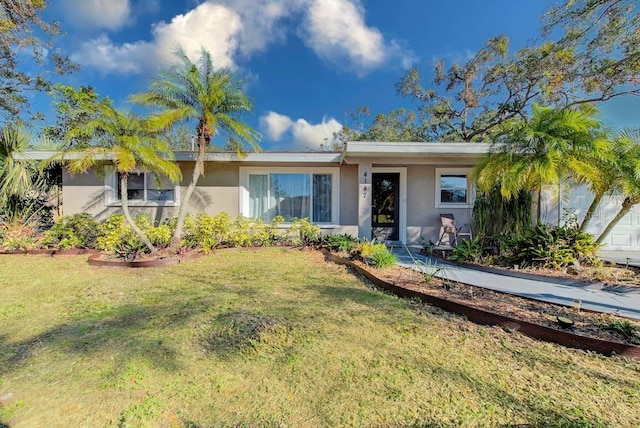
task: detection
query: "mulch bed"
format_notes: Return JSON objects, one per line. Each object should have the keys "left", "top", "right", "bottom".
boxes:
{"left": 324, "top": 251, "right": 640, "bottom": 352}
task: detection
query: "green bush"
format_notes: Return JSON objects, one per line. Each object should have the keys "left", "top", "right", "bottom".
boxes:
{"left": 114, "top": 235, "right": 148, "bottom": 261}
{"left": 448, "top": 237, "right": 484, "bottom": 264}
{"left": 289, "top": 217, "right": 321, "bottom": 246}
{"left": 368, "top": 248, "right": 397, "bottom": 268}
{"left": 358, "top": 240, "right": 396, "bottom": 268}
{"left": 146, "top": 223, "right": 172, "bottom": 249}
{"left": 322, "top": 233, "right": 359, "bottom": 253}
{"left": 229, "top": 215, "right": 253, "bottom": 247}
{"left": 42, "top": 213, "right": 100, "bottom": 249}
{"left": 1, "top": 236, "right": 37, "bottom": 251}
{"left": 181, "top": 212, "right": 232, "bottom": 253}
{"left": 503, "top": 220, "right": 600, "bottom": 269}
{"left": 96, "top": 214, "right": 134, "bottom": 251}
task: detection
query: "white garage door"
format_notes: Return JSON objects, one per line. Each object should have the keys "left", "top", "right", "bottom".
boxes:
{"left": 562, "top": 186, "right": 640, "bottom": 251}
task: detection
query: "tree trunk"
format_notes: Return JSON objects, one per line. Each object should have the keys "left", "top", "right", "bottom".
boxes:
{"left": 595, "top": 199, "right": 634, "bottom": 245}
{"left": 170, "top": 134, "right": 207, "bottom": 250}
{"left": 120, "top": 173, "right": 156, "bottom": 254}
{"left": 579, "top": 192, "right": 603, "bottom": 232}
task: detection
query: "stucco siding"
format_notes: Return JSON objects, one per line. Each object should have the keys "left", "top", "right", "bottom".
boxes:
{"left": 339, "top": 164, "right": 358, "bottom": 228}
{"left": 405, "top": 164, "right": 474, "bottom": 244}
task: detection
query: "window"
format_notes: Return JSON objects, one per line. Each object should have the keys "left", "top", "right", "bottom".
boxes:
{"left": 240, "top": 167, "right": 339, "bottom": 224}
{"left": 436, "top": 168, "right": 473, "bottom": 208}
{"left": 105, "top": 170, "right": 179, "bottom": 207}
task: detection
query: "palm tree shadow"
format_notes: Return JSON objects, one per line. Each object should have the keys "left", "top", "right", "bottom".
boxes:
{"left": 0, "top": 295, "right": 215, "bottom": 377}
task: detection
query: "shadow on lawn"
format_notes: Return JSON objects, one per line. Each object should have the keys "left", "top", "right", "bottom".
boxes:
{"left": 0, "top": 296, "right": 215, "bottom": 377}
{"left": 428, "top": 363, "right": 612, "bottom": 427}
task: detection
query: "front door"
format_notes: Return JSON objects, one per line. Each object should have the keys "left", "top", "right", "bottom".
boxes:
{"left": 371, "top": 173, "right": 399, "bottom": 241}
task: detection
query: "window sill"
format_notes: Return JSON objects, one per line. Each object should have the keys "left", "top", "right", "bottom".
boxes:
{"left": 436, "top": 203, "right": 473, "bottom": 209}
{"left": 106, "top": 201, "right": 180, "bottom": 208}
{"left": 275, "top": 223, "right": 340, "bottom": 229}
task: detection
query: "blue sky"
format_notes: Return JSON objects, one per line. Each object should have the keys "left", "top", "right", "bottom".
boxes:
{"left": 37, "top": 0, "right": 638, "bottom": 150}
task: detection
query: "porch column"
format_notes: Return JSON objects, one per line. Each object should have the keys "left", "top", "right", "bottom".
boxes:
{"left": 358, "top": 162, "right": 372, "bottom": 241}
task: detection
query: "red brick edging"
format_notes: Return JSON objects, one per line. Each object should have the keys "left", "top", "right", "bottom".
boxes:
{"left": 322, "top": 249, "right": 640, "bottom": 361}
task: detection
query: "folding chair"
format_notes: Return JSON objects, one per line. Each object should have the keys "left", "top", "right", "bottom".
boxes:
{"left": 436, "top": 213, "right": 472, "bottom": 246}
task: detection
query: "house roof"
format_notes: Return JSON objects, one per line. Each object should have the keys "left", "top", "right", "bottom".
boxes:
{"left": 343, "top": 141, "right": 491, "bottom": 157}
{"left": 19, "top": 142, "right": 492, "bottom": 163}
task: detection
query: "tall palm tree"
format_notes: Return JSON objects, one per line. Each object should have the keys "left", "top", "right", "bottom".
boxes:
{"left": 129, "top": 48, "right": 261, "bottom": 249}
{"left": 595, "top": 130, "right": 640, "bottom": 244}
{"left": 474, "top": 103, "right": 605, "bottom": 222}
{"left": 61, "top": 104, "right": 181, "bottom": 253}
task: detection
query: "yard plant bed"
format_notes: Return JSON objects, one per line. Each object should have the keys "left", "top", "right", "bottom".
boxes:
{"left": 323, "top": 251, "right": 640, "bottom": 354}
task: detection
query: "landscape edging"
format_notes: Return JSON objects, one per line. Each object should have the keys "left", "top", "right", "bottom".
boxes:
{"left": 322, "top": 249, "right": 640, "bottom": 361}
{"left": 0, "top": 248, "right": 100, "bottom": 256}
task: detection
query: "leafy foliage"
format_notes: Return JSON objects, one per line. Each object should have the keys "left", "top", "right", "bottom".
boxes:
{"left": 289, "top": 217, "right": 321, "bottom": 246}
{"left": 503, "top": 220, "right": 600, "bottom": 269}
{"left": 96, "top": 214, "right": 132, "bottom": 252}
{"left": 129, "top": 48, "right": 261, "bottom": 249}
{"left": 357, "top": 240, "right": 396, "bottom": 268}
{"left": 43, "top": 85, "right": 108, "bottom": 149}
{"left": 448, "top": 238, "right": 484, "bottom": 264}
{"left": 472, "top": 187, "right": 532, "bottom": 251}
{"left": 41, "top": 213, "right": 100, "bottom": 249}
{"left": 389, "top": 1, "right": 640, "bottom": 142}
{"left": 598, "top": 317, "right": 640, "bottom": 345}
{"left": 321, "top": 233, "right": 359, "bottom": 253}
{"left": 58, "top": 103, "right": 182, "bottom": 254}
{"left": 0, "top": 0, "right": 77, "bottom": 119}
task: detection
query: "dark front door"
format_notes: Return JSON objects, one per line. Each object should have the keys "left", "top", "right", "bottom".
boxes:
{"left": 371, "top": 173, "right": 399, "bottom": 241}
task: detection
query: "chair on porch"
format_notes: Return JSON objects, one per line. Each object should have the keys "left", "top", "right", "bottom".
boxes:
{"left": 436, "top": 213, "right": 472, "bottom": 246}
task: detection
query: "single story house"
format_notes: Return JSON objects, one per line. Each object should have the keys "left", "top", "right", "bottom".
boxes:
{"left": 25, "top": 142, "right": 640, "bottom": 250}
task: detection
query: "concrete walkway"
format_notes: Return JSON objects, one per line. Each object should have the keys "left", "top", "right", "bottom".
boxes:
{"left": 389, "top": 245, "right": 640, "bottom": 321}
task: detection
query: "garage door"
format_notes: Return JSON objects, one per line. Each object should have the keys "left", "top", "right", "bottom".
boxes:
{"left": 562, "top": 185, "right": 640, "bottom": 251}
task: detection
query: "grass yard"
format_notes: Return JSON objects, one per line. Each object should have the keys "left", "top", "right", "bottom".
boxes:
{"left": 1, "top": 249, "right": 639, "bottom": 427}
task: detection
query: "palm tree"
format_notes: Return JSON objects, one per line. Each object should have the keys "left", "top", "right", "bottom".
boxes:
{"left": 474, "top": 103, "right": 605, "bottom": 222}
{"left": 595, "top": 130, "right": 640, "bottom": 245}
{"left": 0, "top": 125, "right": 38, "bottom": 198}
{"left": 129, "top": 48, "right": 261, "bottom": 249}
{"left": 61, "top": 104, "right": 181, "bottom": 253}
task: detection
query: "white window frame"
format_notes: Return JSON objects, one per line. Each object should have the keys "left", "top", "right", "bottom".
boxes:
{"left": 104, "top": 168, "right": 180, "bottom": 207}
{"left": 435, "top": 168, "right": 474, "bottom": 208}
{"left": 239, "top": 166, "right": 340, "bottom": 226}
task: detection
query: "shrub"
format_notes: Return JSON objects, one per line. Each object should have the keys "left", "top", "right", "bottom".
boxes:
{"left": 229, "top": 215, "right": 253, "bottom": 247}
{"left": 368, "top": 248, "right": 397, "bottom": 268}
{"left": 289, "top": 217, "right": 321, "bottom": 246}
{"left": 448, "top": 237, "right": 484, "bottom": 264}
{"left": 358, "top": 240, "right": 396, "bottom": 268}
{"left": 114, "top": 235, "right": 148, "bottom": 261}
{"left": 146, "top": 223, "right": 172, "bottom": 249}
{"left": 96, "top": 214, "right": 132, "bottom": 251}
{"left": 1, "top": 236, "right": 37, "bottom": 251}
{"left": 322, "top": 233, "right": 359, "bottom": 253}
{"left": 599, "top": 316, "right": 640, "bottom": 344}
{"left": 504, "top": 221, "right": 600, "bottom": 269}
{"left": 183, "top": 212, "right": 232, "bottom": 253}
{"left": 41, "top": 213, "right": 100, "bottom": 249}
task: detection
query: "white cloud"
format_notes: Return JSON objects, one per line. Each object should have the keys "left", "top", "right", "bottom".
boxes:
{"left": 291, "top": 117, "right": 343, "bottom": 150}
{"left": 72, "top": 3, "right": 242, "bottom": 74}
{"left": 61, "top": 0, "right": 131, "bottom": 31}
{"left": 302, "top": 0, "right": 386, "bottom": 71}
{"left": 261, "top": 111, "right": 342, "bottom": 150}
{"left": 70, "top": 34, "right": 153, "bottom": 74}
{"left": 152, "top": 3, "right": 242, "bottom": 69}
{"left": 260, "top": 111, "right": 294, "bottom": 141}
{"left": 71, "top": 0, "right": 413, "bottom": 76}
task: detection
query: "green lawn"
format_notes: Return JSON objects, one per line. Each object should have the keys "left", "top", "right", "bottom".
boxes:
{"left": 1, "top": 249, "right": 639, "bottom": 427}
